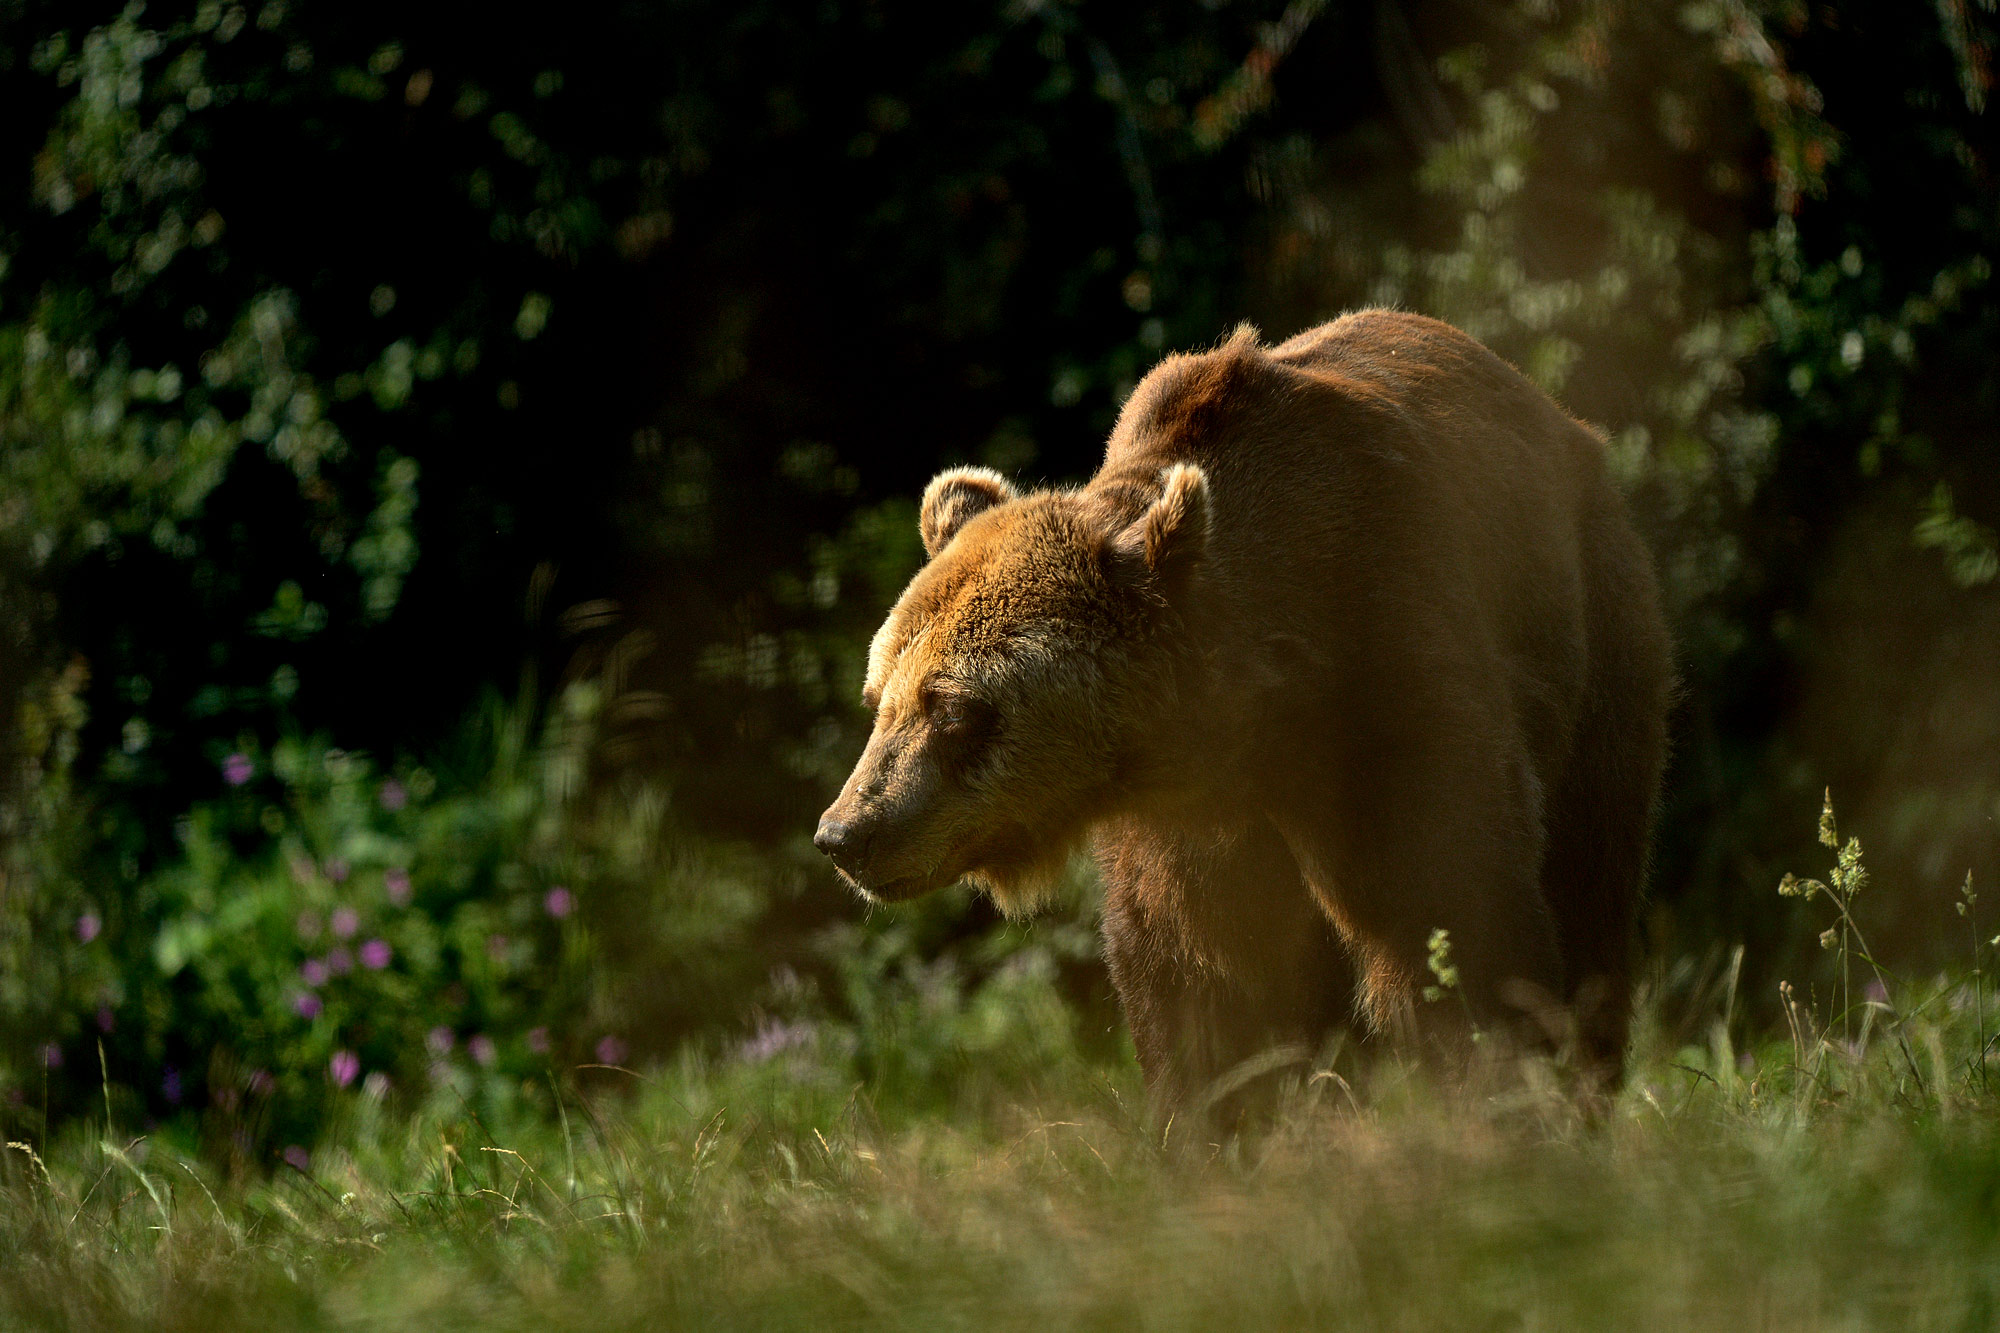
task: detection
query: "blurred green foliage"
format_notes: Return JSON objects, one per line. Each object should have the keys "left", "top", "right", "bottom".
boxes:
{"left": 7, "top": 682, "right": 777, "bottom": 1158}
{"left": 10, "top": 882, "right": 2000, "bottom": 1330}
{"left": 0, "top": 0, "right": 1996, "bottom": 1154}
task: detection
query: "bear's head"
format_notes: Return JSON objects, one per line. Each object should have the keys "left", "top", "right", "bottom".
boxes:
{"left": 815, "top": 461, "right": 1210, "bottom": 915}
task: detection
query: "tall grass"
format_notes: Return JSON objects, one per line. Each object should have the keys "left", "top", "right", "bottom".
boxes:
{"left": 5, "top": 799, "right": 1997, "bottom": 1331}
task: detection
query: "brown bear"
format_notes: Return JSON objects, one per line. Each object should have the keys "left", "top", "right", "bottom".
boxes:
{"left": 815, "top": 309, "right": 1671, "bottom": 1108}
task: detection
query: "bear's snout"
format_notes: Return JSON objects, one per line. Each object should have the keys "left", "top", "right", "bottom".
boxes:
{"left": 814, "top": 798, "right": 948, "bottom": 900}
{"left": 812, "top": 815, "right": 867, "bottom": 872}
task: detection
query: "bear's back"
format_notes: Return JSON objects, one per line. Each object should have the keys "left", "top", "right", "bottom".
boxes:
{"left": 1094, "top": 309, "right": 1654, "bottom": 798}
{"left": 1100, "top": 308, "right": 1606, "bottom": 624}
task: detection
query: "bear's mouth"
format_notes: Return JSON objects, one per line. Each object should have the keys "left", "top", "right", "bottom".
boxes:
{"left": 838, "top": 865, "right": 959, "bottom": 903}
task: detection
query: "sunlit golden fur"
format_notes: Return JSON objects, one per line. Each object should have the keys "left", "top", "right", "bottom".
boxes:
{"left": 846, "top": 487, "right": 1174, "bottom": 915}
{"left": 820, "top": 310, "right": 1672, "bottom": 1109}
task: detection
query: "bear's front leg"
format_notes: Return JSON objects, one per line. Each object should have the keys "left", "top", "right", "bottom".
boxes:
{"left": 1095, "top": 813, "right": 1358, "bottom": 1127}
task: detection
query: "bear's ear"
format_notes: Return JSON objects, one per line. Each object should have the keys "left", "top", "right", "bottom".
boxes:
{"left": 1109, "top": 462, "right": 1210, "bottom": 590}
{"left": 920, "top": 465, "right": 1018, "bottom": 558}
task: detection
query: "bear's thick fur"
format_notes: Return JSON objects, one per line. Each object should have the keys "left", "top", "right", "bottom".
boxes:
{"left": 816, "top": 310, "right": 1671, "bottom": 1103}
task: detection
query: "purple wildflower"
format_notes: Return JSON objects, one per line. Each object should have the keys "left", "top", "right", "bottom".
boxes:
{"left": 292, "top": 992, "right": 323, "bottom": 1019}
{"left": 162, "top": 1066, "right": 182, "bottom": 1105}
{"left": 426, "top": 1026, "right": 454, "bottom": 1057}
{"left": 544, "top": 886, "right": 574, "bottom": 919}
{"left": 468, "top": 1034, "right": 496, "bottom": 1067}
{"left": 384, "top": 867, "right": 412, "bottom": 906}
{"left": 96, "top": 1006, "right": 115, "bottom": 1033}
{"left": 329, "top": 1050, "right": 359, "bottom": 1088}
{"left": 359, "top": 937, "right": 391, "bottom": 970}
{"left": 41, "top": 1042, "right": 62, "bottom": 1069}
{"left": 1864, "top": 978, "right": 1890, "bottom": 1006}
{"left": 222, "top": 752, "right": 254, "bottom": 786}
{"left": 595, "top": 1035, "right": 628, "bottom": 1065}
{"left": 282, "top": 1145, "right": 311, "bottom": 1172}
{"left": 525, "top": 1026, "right": 550, "bottom": 1055}
{"left": 301, "top": 958, "right": 330, "bottom": 988}
{"left": 247, "top": 1069, "right": 275, "bottom": 1096}
{"left": 739, "top": 1018, "right": 815, "bottom": 1064}
{"left": 75, "top": 913, "right": 101, "bottom": 944}
{"left": 379, "top": 779, "right": 407, "bottom": 811}
{"left": 330, "top": 905, "right": 359, "bottom": 939}
{"left": 327, "top": 946, "right": 354, "bottom": 975}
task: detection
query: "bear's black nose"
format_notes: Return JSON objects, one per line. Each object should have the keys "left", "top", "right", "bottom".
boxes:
{"left": 814, "top": 817, "right": 860, "bottom": 868}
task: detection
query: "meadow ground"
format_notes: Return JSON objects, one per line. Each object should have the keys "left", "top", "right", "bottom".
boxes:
{"left": 8, "top": 951, "right": 2000, "bottom": 1333}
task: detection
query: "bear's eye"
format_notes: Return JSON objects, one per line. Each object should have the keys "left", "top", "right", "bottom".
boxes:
{"left": 924, "top": 687, "right": 992, "bottom": 739}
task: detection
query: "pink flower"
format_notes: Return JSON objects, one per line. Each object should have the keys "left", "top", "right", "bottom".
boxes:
{"left": 247, "top": 1069, "right": 275, "bottom": 1096}
{"left": 359, "top": 938, "right": 391, "bottom": 969}
{"left": 301, "top": 958, "right": 330, "bottom": 987}
{"left": 384, "top": 867, "right": 412, "bottom": 906}
{"left": 379, "top": 779, "right": 407, "bottom": 811}
{"left": 468, "top": 1034, "right": 496, "bottom": 1066}
{"left": 329, "top": 1050, "right": 359, "bottom": 1088}
{"left": 41, "top": 1042, "right": 62, "bottom": 1069}
{"left": 223, "top": 752, "right": 254, "bottom": 786}
{"left": 282, "top": 1144, "right": 310, "bottom": 1171}
{"left": 426, "top": 1026, "right": 454, "bottom": 1056}
{"left": 544, "top": 886, "right": 574, "bottom": 919}
{"left": 595, "top": 1035, "right": 627, "bottom": 1065}
{"left": 325, "top": 858, "right": 350, "bottom": 885}
{"left": 327, "top": 947, "right": 353, "bottom": 975}
{"left": 525, "top": 1026, "right": 550, "bottom": 1055}
{"left": 293, "top": 992, "right": 323, "bottom": 1019}
{"left": 75, "top": 913, "right": 101, "bottom": 943}
{"left": 330, "top": 906, "right": 359, "bottom": 939}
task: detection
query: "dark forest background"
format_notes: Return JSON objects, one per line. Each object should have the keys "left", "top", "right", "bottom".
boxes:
{"left": 0, "top": 0, "right": 1995, "bottom": 1155}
